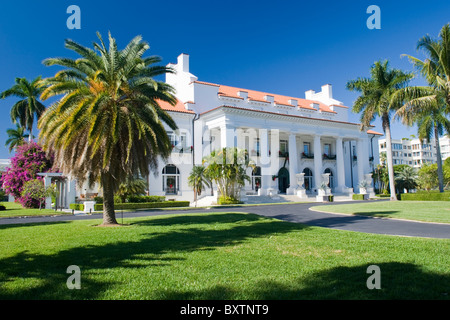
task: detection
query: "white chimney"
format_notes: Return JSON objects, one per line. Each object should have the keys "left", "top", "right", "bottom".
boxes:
{"left": 177, "top": 53, "right": 189, "bottom": 73}
{"left": 305, "top": 89, "right": 315, "bottom": 100}
{"left": 321, "top": 84, "right": 332, "bottom": 99}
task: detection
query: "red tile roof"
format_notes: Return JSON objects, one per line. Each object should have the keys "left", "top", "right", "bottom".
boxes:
{"left": 367, "top": 129, "right": 383, "bottom": 136}
{"left": 156, "top": 99, "right": 195, "bottom": 114}
{"left": 194, "top": 81, "right": 338, "bottom": 114}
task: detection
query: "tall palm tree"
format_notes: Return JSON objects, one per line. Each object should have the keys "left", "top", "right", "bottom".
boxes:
{"left": 394, "top": 24, "right": 450, "bottom": 192}
{"left": 346, "top": 60, "right": 413, "bottom": 200}
{"left": 402, "top": 24, "right": 450, "bottom": 111}
{"left": 394, "top": 87, "right": 450, "bottom": 192}
{"left": 1, "top": 76, "right": 47, "bottom": 141}
{"left": 117, "top": 176, "right": 148, "bottom": 203}
{"left": 188, "top": 165, "right": 211, "bottom": 206}
{"left": 5, "top": 123, "right": 30, "bottom": 152}
{"left": 38, "top": 32, "right": 178, "bottom": 225}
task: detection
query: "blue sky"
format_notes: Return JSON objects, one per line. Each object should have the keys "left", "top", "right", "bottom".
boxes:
{"left": 0, "top": 0, "right": 449, "bottom": 159}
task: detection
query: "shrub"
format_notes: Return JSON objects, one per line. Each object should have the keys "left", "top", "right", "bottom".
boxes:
{"left": 93, "top": 196, "right": 103, "bottom": 204}
{"left": 69, "top": 203, "right": 84, "bottom": 211}
{"left": 0, "top": 142, "right": 53, "bottom": 208}
{"left": 352, "top": 194, "right": 365, "bottom": 200}
{"left": 217, "top": 196, "right": 243, "bottom": 205}
{"left": 94, "top": 201, "right": 190, "bottom": 211}
{"left": 126, "top": 195, "right": 165, "bottom": 203}
{"left": 0, "top": 204, "right": 6, "bottom": 211}
{"left": 401, "top": 192, "right": 450, "bottom": 201}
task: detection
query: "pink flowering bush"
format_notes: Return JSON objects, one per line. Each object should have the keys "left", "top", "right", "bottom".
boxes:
{"left": 0, "top": 142, "right": 53, "bottom": 208}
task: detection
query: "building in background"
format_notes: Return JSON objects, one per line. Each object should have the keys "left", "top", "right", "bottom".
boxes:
{"left": 378, "top": 136, "right": 450, "bottom": 168}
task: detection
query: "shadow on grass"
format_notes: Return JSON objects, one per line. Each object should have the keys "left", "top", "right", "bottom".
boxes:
{"left": 0, "top": 213, "right": 307, "bottom": 299}
{"left": 352, "top": 211, "right": 400, "bottom": 218}
{"left": 155, "top": 262, "right": 450, "bottom": 300}
{"left": 1, "top": 213, "right": 448, "bottom": 300}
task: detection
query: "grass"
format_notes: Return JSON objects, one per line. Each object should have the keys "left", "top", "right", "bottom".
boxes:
{"left": 0, "top": 211, "right": 448, "bottom": 300}
{"left": 312, "top": 201, "right": 450, "bottom": 224}
{"left": 0, "top": 202, "right": 72, "bottom": 218}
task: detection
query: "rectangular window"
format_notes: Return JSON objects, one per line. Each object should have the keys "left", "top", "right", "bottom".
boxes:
{"left": 324, "top": 143, "right": 331, "bottom": 156}
{"left": 280, "top": 140, "right": 288, "bottom": 155}
{"left": 303, "top": 142, "right": 310, "bottom": 155}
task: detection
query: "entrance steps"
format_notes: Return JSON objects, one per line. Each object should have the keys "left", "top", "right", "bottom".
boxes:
{"left": 190, "top": 192, "right": 353, "bottom": 207}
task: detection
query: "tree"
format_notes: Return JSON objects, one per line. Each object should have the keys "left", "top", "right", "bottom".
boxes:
{"left": 0, "top": 142, "right": 53, "bottom": 208}
{"left": 394, "top": 24, "right": 450, "bottom": 192}
{"left": 38, "top": 32, "right": 178, "bottom": 225}
{"left": 346, "top": 60, "right": 413, "bottom": 200}
{"left": 0, "top": 76, "right": 47, "bottom": 141}
{"left": 418, "top": 164, "right": 439, "bottom": 191}
{"left": 394, "top": 165, "right": 418, "bottom": 193}
{"left": 21, "top": 179, "right": 57, "bottom": 210}
{"left": 188, "top": 165, "right": 211, "bottom": 206}
{"left": 116, "top": 176, "right": 148, "bottom": 203}
{"left": 202, "top": 147, "right": 251, "bottom": 203}
{"left": 5, "top": 123, "right": 30, "bottom": 152}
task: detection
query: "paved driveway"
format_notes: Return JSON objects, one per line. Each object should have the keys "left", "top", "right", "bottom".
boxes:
{"left": 1, "top": 201, "right": 449, "bottom": 239}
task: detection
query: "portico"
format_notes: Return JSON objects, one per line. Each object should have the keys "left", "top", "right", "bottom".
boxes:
{"left": 198, "top": 105, "right": 373, "bottom": 197}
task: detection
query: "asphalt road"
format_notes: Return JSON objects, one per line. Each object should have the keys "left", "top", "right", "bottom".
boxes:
{"left": 1, "top": 201, "right": 449, "bottom": 239}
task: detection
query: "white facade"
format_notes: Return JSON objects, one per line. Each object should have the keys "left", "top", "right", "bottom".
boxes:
{"left": 149, "top": 53, "right": 382, "bottom": 202}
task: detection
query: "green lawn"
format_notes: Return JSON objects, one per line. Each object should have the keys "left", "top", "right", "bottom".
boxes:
{"left": 0, "top": 212, "right": 448, "bottom": 300}
{"left": 312, "top": 201, "right": 450, "bottom": 224}
{"left": 0, "top": 202, "right": 72, "bottom": 218}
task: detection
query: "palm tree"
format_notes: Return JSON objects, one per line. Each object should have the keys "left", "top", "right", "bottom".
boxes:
{"left": 188, "top": 165, "right": 211, "bottom": 206}
{"left": 394, "top": 87, "right": 450, "bottom": 192}
{"left": 393, "top": 24, "right": 450, "bottom": 192}
{"left": 117, "top": 176, "right": 148, "bottom": 203}
{"left": 402, "top": 24, "right": 450, "bottom": 111}
{"left": 395, "top": 165, "right": 418, "bottom": 193}
{"left": 1, "top": 76, "right": 47, "bottom": 141}
{"left": 203, "top": 147, "right": 251, "bottom": 202}
{"left": 38, "top": 32, "right": 178, "bottom": 225}
{"left": 346, "top": 60, "right": 413, "bottom": 200}
{"left": 5, "top": 123, "right": 30, "bottom": 152}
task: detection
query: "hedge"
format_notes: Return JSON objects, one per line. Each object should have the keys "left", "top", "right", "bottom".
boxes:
{"left": 93, "top": 201, "right": 190, "bottom": 211}
{"left": 401, "top": 191, "right": 450, "bottom": 201}
{"left": 94, "top": 195, "right": 166, "bottom": 204}
{"left": 352, "top": 194, "right": 365, "bottom": 200}
{"left": 69, "top": 203, "right": 84, "bottom": 211}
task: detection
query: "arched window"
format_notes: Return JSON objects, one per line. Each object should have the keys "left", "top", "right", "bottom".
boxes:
{"left": 303, "top": 168, "right": 313, "bottom": 191}
{"left": 324, "top": 168, "right": 334, "bottom": 189}
{"left": 162, "top": 164, "right": 180, "bottom": 195}
{"left": 252, "top": 166, "right": 261, "bottom": 192}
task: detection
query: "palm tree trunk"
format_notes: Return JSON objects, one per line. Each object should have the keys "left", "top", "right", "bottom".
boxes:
{"left": 434, "top": 125, "right": 444, "bottom": 192}
{"left": 383, "top": 118, "right": 398, "bottom": 201}
{"left": 101, "top": 173, "right": 118, "bottom": 225}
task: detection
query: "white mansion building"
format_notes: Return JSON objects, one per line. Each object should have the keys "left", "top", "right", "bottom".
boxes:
{"left": 148, "top": 53, "right": 382, "bottom": 203}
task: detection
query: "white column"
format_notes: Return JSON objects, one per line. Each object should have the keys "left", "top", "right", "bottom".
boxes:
{"left": 43, "top": 176, "right": 52, "bottom": 209}
{"left": 313, "top": 135, "right": 322, "bottom": 192}
{"left": 336, "top": 137, "right": 347, "bottom": 193}
{"left": 259, "top": 129, "right": 271, "bottom": 195}
{"left": 203, "top": 128, "right": 211, "bottom": 158}
{"left": 357, "top": 138, "right": 364, "bottom": 191}
{"left": 287, "top": 133, "right": 298, "bottom": 194}
{"left": 269, "top": 129, "right": 280, "bottom": 191}
{"left": 194, "top": 120, "right": 203, "bottom": 165}
{"left": 220, "top": 124, "right": 235, "bottom": 149}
